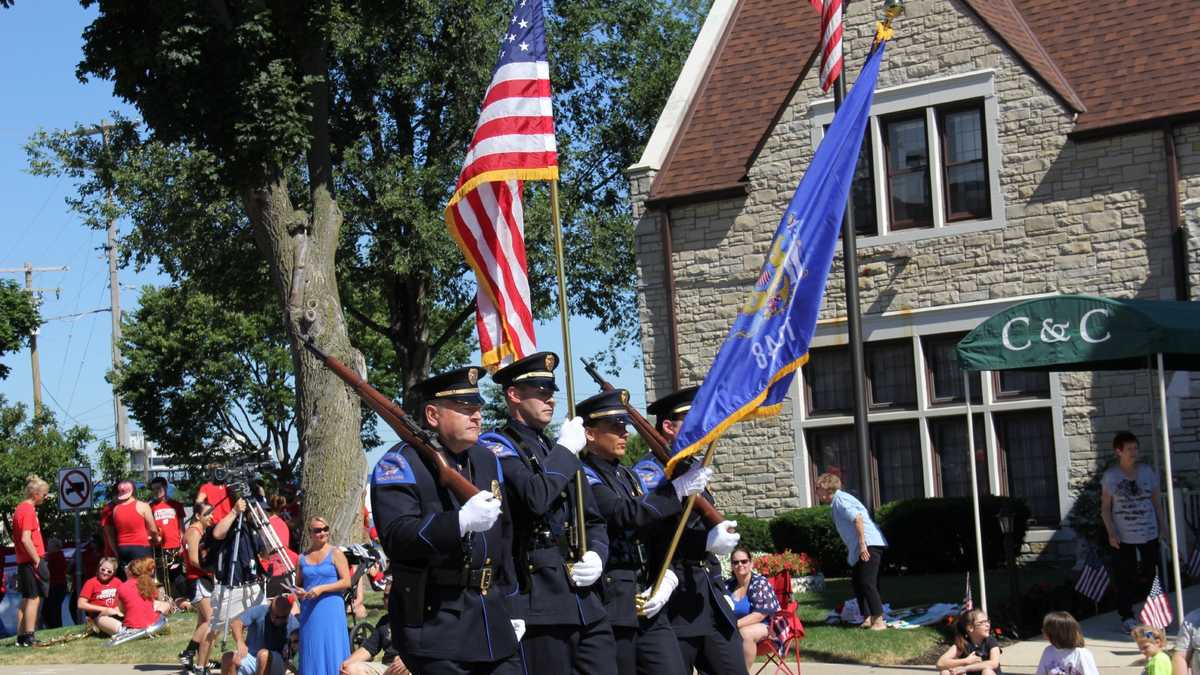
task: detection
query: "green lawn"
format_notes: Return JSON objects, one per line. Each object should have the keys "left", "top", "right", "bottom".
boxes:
{"left": 793, "top": 564, "right": 1071, "bottom": 665}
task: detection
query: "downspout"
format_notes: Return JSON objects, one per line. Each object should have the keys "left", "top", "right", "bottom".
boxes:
{"left": 659, "top": 208, "right": 682, "bottom": 391}
{"left": 1164, "top": 122, "right": 1190, "bottom": 301}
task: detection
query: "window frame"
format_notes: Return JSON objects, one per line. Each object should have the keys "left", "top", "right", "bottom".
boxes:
{"left": 937, "top": 100, "right": 991, "bottom": 223}
{"left": 881, "top": 111, "right": 934, "bottom": 230}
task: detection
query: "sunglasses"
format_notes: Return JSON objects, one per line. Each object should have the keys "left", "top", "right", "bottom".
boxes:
{"left": 731, "top": 559, "right": 751, "bottom": 565}
{"left": 310, "top": 526, "right": 330, "bottom": 534}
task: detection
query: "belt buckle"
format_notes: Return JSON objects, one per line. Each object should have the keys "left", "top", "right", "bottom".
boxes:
{"left": 479, "top": 568, "right": 493, "bottom": 596}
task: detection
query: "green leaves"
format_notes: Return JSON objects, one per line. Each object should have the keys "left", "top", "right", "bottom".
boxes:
{"left": 0, "top": 396, "right": 93, "bottom": 538}
{"left": 0, "top": 280, "right": 41, "bottom": 380}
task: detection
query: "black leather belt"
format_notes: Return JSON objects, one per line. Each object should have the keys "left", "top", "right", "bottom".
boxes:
{"left": 428, "top": 566, "right": 494, "bottom": 595}
{"left": 530, "top": 530, "right": 570, "bottom": 551}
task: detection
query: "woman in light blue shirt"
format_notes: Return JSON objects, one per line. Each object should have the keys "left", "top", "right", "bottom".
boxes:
{"left": 815, "top": 472, "right": 888, "bottom": 630}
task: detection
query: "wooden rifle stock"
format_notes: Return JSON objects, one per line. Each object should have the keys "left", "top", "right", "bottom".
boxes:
{"left": 580, "top": 359, "right": 726, "bottom": 528}
{"left": 303, "top": 339, "right": 479, "bottom": 502}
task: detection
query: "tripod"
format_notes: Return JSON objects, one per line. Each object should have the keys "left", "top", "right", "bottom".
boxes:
{"left": 212, "top": 496, "right": 296, "bottom": 652}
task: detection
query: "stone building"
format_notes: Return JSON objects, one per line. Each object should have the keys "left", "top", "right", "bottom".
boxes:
{"left": 628, "top": 0, "right": 1200, "bottom": 554}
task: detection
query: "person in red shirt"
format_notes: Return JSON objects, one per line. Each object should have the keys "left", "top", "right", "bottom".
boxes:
{"left": 148, "top": 477, "right": 186, "bottom": 597}
{"left": 116, "top": 556, "right": 170, "bottom": 630}
{"left": 267, "top": 495, "right": 292, "bottom": 553}
{"left": 77, "top": 557, "right": 123, "bottom": 636}
{"left": 105, "top": 480, "right": 160, "bottom": 574}
{"left": 13, "top": 474, "right": 49, "bottom": 647}
{"left": 41, "top": 538, "right": 69, "bottom": 629}
{"left": 180, "top": 504, "right": 217, "bottom": 672}
{"left": 98, "top": 500, "right": 117, "bottom": 558}
{"left": 195, "top": 472, "right": 232, "bottom": 524}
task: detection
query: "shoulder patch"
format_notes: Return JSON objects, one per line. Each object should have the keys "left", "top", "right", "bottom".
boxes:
{"left": 371, "top": 450, "right": 416, "bottom": 486}
{"left": 582, "top": 465, "right": 603, "bottom": 486}
{"left": 633, "top": 459, "right": 665, "bottom": 490}
{"left": 480, "top": 431, "right": 518, "bottom": 459}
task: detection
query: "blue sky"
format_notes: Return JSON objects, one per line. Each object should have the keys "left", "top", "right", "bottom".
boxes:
{"left": 0, "top": 3, "right": 646, "bottom": 466}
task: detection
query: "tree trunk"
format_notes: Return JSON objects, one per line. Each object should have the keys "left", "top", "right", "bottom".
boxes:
{"left": 243, "top": 175, "right": 365, "bottom": 547}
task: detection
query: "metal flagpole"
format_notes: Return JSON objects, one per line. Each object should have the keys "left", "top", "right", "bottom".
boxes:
{"left": 1155, "top": 353, "right": 1186, "bottom": 629}
{"left": 833, "top": 0, "right": 874, "bottom": 507}
{"left": 964, "top": 372, "right": 988, "bottom": 613}
{"left": 549, "top": 180, "right": 587, "bottom": 559}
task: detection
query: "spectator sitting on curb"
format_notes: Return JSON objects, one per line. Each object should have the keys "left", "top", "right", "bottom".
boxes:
{"left": 340, "top": 609, "right": 409, "bottom": 675}
{"left": 222, "top": 596, "right": 298, "bottom": 675}
{"left": 77, "top": 557, "right": 123, "bottom": 636}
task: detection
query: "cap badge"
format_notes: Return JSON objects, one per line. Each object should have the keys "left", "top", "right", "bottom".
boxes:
{"left": 467, "top": 368, "right": 478, "bottom": 385}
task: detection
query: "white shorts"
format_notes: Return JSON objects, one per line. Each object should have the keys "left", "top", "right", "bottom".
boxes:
{"left": 191, "top": 577, "right": 214, "bottom": 603}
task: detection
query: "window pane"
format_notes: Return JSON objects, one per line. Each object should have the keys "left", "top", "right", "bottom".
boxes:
{"left": 946, "top": 162, "right": 988, "bottom": 218}
{"left": 873, "top": 421, "right": 922, "bottom": 504}
{"left": 808, "top": 427, "right": 863, "bottom": 499}
{"left": 996, "top": 370, "right": 1050, "bottom": 398}
{"left": 942, "top": 107, "right": 990, "bottom": 220}
{"left": 997, "top": 410, "right": 1059, "bottom": 526}
{"left": 806, "top": 346, "right": 852, "bottom": 415}
{"left": 852, "top": 133, "right": 877, "bottom": 236}
{"left": 885, "top": 116, "right": 933, "bottom": 229}
{"left": 923, "top": 335, "right": 982, "bottom": 404}
{"left": 866, "top": 341, "right": 916, "bottom": 409}
{"left": 944, "top": 109, "right": 983, "bottom": 163}
{"left": 931, "top": 415, "right": 987, "bottom": 498}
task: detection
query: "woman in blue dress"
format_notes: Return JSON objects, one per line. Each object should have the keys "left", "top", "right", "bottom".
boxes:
{"left": 296, "top": 516, "right": 351, "bottom": 674}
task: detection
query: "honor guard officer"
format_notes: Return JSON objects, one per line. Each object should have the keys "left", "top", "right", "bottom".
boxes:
{"left": 479, "top": 352, "right": 617, "bottom": 675}
{"left": 577, "top": 390, "right": 712, "bottom": 675}
{"left": 369, "top": 366, "right": 522, "bottom": 675}
{"left": 636, "top": 386, "right": 746, "bottom": 675}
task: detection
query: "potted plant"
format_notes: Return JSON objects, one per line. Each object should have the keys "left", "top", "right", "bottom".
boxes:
{"left": 753, "top": 550, "right": 823, "bottom": 593}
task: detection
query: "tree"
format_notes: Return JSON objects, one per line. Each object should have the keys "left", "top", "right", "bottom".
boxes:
{"left": 31, "top": 0, "right": 707, "bottom": 542}
{"left": 114, "top": 284, "right": 302, "bottom": 485}
{"left": 0, "top": 396, "right": 93, "bottom": 539}
{"left": 0, "top": 279, "right": 40, "bottom": 380}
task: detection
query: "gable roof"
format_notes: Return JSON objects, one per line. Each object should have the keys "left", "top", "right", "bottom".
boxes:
{"left": 648, "top": 0, "right": 1200, "bottom": 204}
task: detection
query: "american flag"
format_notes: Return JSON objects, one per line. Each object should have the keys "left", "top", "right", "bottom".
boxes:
{"left": 808, "top": 0, "right": 844, "bottom": 92}
{"left": 445, "top": 0, "right": 557, "bottom": 370}
{"left": 1186, "top": 547, "right": 1200, "bottom": 579}
{"left": 1075, "top": 558, "right": 1110, "bottom": 603}
{"left": 1139, "top": 574, "right": 1173, "bottom": 629}
{"left": 963, "top": 572, "right": 973, "bottom": 611}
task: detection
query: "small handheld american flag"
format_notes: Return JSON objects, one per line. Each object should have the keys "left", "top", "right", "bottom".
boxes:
{"left": 1139, "top": 574, "right": 1173, "bottom": 629}
{"left": 1075, "top": 557, "right": 1110, "bottom": 604}
{"left": 963, "top": 571, "right": 973, "bottom": 611}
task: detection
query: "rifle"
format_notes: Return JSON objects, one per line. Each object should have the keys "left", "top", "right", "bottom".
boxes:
{"left": 304, "top": 339, "right": 479, "bottom": 502}
{"left": 581, "top": 359, "right": 727, "bottom": 528}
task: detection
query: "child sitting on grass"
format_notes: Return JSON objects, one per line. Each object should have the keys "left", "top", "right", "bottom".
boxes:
{"left": 936, "top": 608, "right": 1002, "bottom": 675}
{"left": 1035, "top": 611, "right": 1099, "bottom": 675}
{"left": 1132, "top": 624, "right": 1171, "bottom": 675}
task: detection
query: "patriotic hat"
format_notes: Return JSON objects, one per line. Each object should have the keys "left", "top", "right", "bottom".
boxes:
{"left": 411, "top": 366, "right": 486, "bottom": 406}
{"left": 493, "top": 352, "right": 560, "bottom": 392}
{"left": 647, "top": 386, "right": 700, "bottom": 421}
{"left": 577, "top": 390, "right": 632, "bottom": 428}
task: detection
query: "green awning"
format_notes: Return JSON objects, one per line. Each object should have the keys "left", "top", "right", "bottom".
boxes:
{"left": 956, "top": 295, "right": 1200, "bottom": 372}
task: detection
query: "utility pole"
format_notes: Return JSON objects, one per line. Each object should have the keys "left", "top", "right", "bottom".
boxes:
{"left": 102, "top": 124, "right": 129, "bottom": 450}
{"left": 0, "top": 264, "right": 67, "bottom": 416}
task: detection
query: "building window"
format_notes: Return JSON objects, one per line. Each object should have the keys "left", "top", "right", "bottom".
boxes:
{"left": 805, "top": 346, "right": 852, "bottom": 416}
{"left": 931, "top": 414, "right": 987, "bottom": 498}
{"left": 807, "top": 426, "right": 862, "bottom": 498}
{"left": 866, "top": 340, "right": 916, "bottom": 409}
{"left": 873, "top": 421, "right": 922, "bottom": 504}
{"left": 884, "top": 114, "right": 932, "bottom": 229}
{"left": 940, "top": 104, "right": 990, "bottom": 221}
{"left": 798, "top": 324, "right": 1061, "bottom": 522}
{"left": 923, "top": 334, "right": 982, "bottom": 405}
{"left": 996, "top": 410, "right": 1059, "bottom": 526}
{"left": 851, "top": 134, "right": 878, "bottom": 236}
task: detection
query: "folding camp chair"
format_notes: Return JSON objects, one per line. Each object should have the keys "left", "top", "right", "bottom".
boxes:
{"left": 754, "top": 573, "right": 805, "bottom": 675}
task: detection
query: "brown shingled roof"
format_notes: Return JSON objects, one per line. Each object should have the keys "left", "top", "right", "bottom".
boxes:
{"left": 648, "top": 0, "right": 820, "bottom": 203}
{"left": 650, "top": 0, "right": 1200, "bottom": 203}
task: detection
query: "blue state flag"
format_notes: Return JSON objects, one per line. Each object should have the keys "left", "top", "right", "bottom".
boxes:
{"left": 667, "top": 43, "right": 887, "bottom": 476}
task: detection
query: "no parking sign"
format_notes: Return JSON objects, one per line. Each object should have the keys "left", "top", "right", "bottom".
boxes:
{"left": 57, "top": 467, "right": 93, "bottom": 511}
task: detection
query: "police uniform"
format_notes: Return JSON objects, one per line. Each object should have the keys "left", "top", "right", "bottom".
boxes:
{"left": 577, "top": 390, "right": 688, "bottom": 675}
{"left": 369, "top": 367, "right": 521, "bottom": 675}
{"left": 479, "top": 352, "right": 617, "bottom": 675}
{"left": 637, "top": 387, "right": 748, "bottom": 675}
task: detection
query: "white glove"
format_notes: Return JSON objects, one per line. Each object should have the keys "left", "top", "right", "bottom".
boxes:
{"left": 555, "top": 416, "right": 587, "bottom": 455}
{"left": 569, "top": 550, "right": 603, "bottom": 587}
{"left": 510, "top": 619, "right": 526, "bottom": 642}
{"left": 671, "top": 466, "right": 713, "bottom": 500}
{"left": 706, "top": 520, "right": 740, "bottom": 556}
{"left": 637, "top": 569, "right": 678, "bottom": 619}
{"left": 458, "top": 491, "right": 501, "bottom": 536}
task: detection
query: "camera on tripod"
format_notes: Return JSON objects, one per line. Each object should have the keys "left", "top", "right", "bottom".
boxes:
{"left": 212, "top": 458, "right": 273, "bottom": 501}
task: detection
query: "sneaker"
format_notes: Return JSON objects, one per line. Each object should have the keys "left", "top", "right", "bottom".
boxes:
{"left": 1121, "top": 618, "right": 1139, "bottom": 633}
{"left": 178, "top": 650, "right": 195, "bottom": 668}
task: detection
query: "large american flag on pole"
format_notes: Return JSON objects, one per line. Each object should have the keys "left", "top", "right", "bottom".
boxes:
{"left": 1139, "top": 574, "right": 1173, "bottom": 629}
{"left": 809, "top": 0, "right": 844, "bottom": 92}
{"left": 445, "top": 0, "right": 558, "bottom": 370}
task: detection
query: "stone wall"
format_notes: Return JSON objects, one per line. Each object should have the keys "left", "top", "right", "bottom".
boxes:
{"left": 630, "top": 0, "right": 1200, "bottom": 520}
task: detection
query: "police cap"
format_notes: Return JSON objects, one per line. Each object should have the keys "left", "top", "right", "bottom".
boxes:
{"left": 492, "top": 351, "right": 560, "bottom": 392}
{"left": 646, "top": 385, "right": 699, "bottom": 421}
{"left": 411, "top": 366, "right": 486, "bottom": 406}
{"left": 577, "top": 390, "right": 632, "bottom": 427}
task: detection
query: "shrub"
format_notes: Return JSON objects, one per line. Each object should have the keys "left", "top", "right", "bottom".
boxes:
{"left": 753, "top": 550, "right": 817, "bottom": 577}
{"left": 728, "top": 514, "right": 773, "bottom": 553}
{"left": 770, "top": 506, "right": 844, "bottom": 576}
{"left": 879, "top": 496, "right": 1031, "bottom": 574}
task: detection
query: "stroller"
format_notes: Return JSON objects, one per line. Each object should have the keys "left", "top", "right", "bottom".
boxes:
{"left": 340, "top": 544, "right": 383, "bottom": 649}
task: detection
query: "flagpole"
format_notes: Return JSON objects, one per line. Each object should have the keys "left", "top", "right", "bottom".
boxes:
{"left": 833, "top": 0, "right": 874, "bottom": 507}
{"left": 642, "top": 442, "right": 718, "bottom": 615}
{"left": 550, "top": 179, "right": 588, "bottom": 560}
